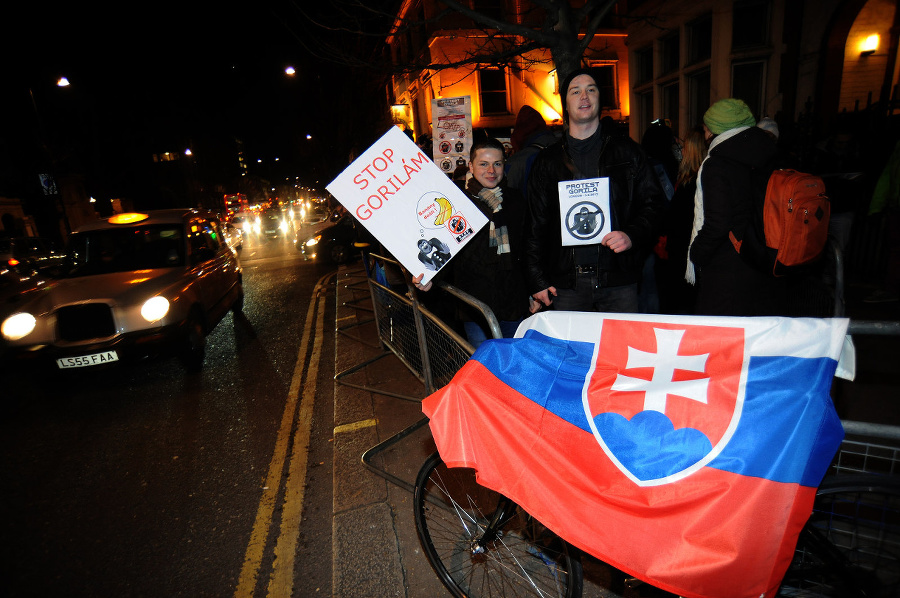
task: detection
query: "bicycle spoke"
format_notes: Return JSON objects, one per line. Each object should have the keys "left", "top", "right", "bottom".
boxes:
{"left": 414, "top": 451, "right": 582, "bottom": 598}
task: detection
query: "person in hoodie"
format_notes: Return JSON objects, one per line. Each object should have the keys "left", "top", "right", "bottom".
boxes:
{"left": 525, "top": 68, "right": 665, "bottom": 313}
{"left": 687, "top": 98, "right": 786, "bottom": 315}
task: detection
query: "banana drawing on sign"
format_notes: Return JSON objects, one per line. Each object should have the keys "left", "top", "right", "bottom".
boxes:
{"left": 416, "top": 193, "right": 457, "bottom": 271}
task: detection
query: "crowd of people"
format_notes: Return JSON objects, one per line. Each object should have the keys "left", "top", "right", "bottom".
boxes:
{"left": 411, "top": 66, "right": 900, "bottom": 346}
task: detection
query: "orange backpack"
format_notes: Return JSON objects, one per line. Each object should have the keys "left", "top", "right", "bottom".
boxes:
{"left": 730, "top": 169, "right": 830, "bottom": 276}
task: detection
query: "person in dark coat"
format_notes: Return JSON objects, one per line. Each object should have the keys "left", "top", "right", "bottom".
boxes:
{"left": 525, "top": 68, "right": 665, "bottom": 313}
{"left": 687, "top": 98, "right": 786, "bottom": 316}
{"left": 414, "top": 138, "right": 533, "bottom": 348}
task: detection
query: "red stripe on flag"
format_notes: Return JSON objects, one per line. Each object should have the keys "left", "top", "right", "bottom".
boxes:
{"left": 423, "top": 360, "right": 815, "bottom": 598}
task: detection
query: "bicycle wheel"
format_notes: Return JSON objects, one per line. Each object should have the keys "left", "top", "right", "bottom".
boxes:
{"left": 413, "top": 451, "right": 583, "bottom": 598}
{"left": 778, "top": 474, "right": 900, "bottom": 597}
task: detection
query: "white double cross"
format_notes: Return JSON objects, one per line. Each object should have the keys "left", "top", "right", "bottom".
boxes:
{"left": 611, "top": 328, "right": 710, "bottom": 415}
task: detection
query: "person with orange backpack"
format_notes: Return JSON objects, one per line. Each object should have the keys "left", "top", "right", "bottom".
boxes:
{"left": 687, "top": 98, "right": 789, "bottom": 316}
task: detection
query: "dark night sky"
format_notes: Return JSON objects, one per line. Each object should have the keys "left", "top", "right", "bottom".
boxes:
{"left": 3, "top": 3, "right": 393, "bottom": 203}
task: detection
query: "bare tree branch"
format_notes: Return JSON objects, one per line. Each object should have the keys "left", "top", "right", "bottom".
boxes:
{"left": 291, "top": 0, "right": 621, "bottom": 83}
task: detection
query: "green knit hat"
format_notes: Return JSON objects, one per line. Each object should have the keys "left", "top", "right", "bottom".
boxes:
{"left": 703, "top": 98, "right": 756, "bottom": 135}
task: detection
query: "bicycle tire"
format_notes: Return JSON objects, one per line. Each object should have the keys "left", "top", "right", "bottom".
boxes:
{"left": 778, "top": 474, "right": 900, "bottom": 597}
{"left": 413, "top": 451, "right": 583, "bottom": 598}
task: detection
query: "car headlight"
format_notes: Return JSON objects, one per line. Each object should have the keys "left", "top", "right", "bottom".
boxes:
{"left": 141, "top": 296, "right": 170, "bottom": 323}
{"left": 1, "top": 312, "right": 36, "bottom": 341}
{"left": 279, "top": 219, "right": 289, "bottom": 233}
{"left": 306, "top": 236, "right": 321, "bottom": 247}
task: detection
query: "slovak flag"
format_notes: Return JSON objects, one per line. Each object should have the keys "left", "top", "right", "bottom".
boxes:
{"left": 422, "top": 311, "right": 850, "bottom": 598}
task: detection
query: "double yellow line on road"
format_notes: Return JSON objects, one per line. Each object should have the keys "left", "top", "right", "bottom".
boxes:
{"left": 235, "top": 272, "right": 333, "bottom": 598}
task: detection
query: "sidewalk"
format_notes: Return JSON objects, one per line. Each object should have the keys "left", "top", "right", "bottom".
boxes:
{"left": 328, "top": 262, "right": 900, "bottom": 598}
{"left": 329, "top": 263, "right": 447, "bottom": 598}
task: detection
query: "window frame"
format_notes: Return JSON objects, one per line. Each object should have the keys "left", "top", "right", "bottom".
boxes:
{"left": 478, "top": 67, "right": 511, "bottom": 116}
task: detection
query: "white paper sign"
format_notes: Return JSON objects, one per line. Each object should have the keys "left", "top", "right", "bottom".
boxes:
{"left": 327, "top": 126, "right": 488, "bottom": 284}
{"left": 558, "top": 177, "right": 611, "bottom": 246}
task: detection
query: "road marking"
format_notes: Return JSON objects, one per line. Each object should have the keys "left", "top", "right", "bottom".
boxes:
{"left": 267, "top": 278, "right": 327, "bottom": 597}
{"left": 333, "top": 419, "right": 378, "bottom": 435}
{"left": 234, "top": 272, "right": 333, "bottom": 598}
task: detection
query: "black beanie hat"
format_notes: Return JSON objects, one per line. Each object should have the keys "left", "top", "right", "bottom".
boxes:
{"left": 560, "top": 67, "right": 599, "bottom": 125}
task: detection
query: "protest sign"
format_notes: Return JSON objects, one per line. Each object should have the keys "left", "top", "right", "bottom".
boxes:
{"left": 326, "top": 126, "right": 488, "bottom": 285}
{"left": 432, "top": 97, "right": 472, "bottom": 174}
{"left": 558, "top": 177, "right": 612, "bottom": 246}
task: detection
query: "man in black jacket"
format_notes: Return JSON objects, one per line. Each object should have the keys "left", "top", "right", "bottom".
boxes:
{"left": 526, "top": 68, "right": 665, "bottom": 312}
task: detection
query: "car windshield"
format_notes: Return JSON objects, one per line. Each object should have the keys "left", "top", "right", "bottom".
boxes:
{"left": 63, "top": 225, "right": 185, "bottom": 276}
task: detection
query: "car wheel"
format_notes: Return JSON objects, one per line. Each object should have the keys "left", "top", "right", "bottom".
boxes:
{"left": 181, "top": 313, "right": 206, "bottom": 373}
{"left": 329, "top": 243, "right": 349, "bottom": 264}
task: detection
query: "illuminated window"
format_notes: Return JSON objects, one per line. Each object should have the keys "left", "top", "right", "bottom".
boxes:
{"left": 479, "top": 68, "right": 509, "bottom": 115}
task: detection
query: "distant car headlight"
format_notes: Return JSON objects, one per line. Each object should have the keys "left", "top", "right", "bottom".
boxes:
{"left": 279, "top": 219, "right": 289, "bottom": 233}
{"left": 305, "top": 236, "right": 321, "bottom": 247}
{"left": 252, "top": 220, "right": 261, "bottom": 234}
{"left": 141, "top": 296, "right": 170, "bottom": 323}
{"left": 1, "top": 312, "right": 36, "bottom": 341}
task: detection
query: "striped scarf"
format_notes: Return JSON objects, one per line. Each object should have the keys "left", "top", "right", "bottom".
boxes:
{"left": 477, "top": 186, "right": 511, "bottom": 255}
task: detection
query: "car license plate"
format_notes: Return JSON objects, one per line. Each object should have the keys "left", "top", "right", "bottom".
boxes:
{"left": 56, "top": 351, "right": 119, "bottom": 369}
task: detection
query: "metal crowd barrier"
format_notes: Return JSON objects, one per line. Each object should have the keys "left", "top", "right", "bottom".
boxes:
{"left": 335, "top": 253, "right": 499, "bottom": 491}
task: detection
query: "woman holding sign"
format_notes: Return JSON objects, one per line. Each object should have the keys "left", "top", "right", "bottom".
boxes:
{"left": 415, "top": 138, "right": 536, "bottom": 348}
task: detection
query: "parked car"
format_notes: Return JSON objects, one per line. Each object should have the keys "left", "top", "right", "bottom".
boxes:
{"left": 0, "top": 209, "right": 243, "bottom": 372}
{"left": 296, "top": 214, "right": 360, "bottom": 264}
{"left": 0, "top": 236, "right": 65, "bottom": 273}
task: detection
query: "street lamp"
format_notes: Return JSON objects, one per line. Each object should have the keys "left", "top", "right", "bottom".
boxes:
{"left": 28, "top": 78, "right": 72, "bottom": 235}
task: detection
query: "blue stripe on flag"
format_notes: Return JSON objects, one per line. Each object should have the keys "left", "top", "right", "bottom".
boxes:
{"left": 473, "top": 331, "right": 842, "bottom": 487}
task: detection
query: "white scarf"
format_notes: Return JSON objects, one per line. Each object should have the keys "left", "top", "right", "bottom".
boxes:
{"left": 685, "top": 126, "right": 750, "bottom": 285}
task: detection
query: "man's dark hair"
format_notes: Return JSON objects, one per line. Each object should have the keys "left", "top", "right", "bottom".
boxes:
{"left": 469, "top": 137, "right": 506, "bottom": 161}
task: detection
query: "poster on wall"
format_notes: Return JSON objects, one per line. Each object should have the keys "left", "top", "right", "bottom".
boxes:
{"left": 326, "top": 126, "right": 488, "bottom": 285}
{"left": 432, "top": 96, "right": 473, "bottom": 174}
